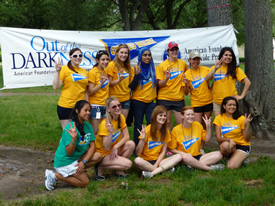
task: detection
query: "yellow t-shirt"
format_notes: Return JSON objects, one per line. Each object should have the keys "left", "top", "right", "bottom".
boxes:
{"left": 156, "top": 59, "right": 188, "bottom": 101}
{"left": 58, "top": 65, "right": 88, "bottom": 108}
{"left": 184, "top": 66, "right": 213, "bottom": 107}
{"left": 213, "top": 114, "right": 250, "bottom": 146}
{"left": 106, "top": 61, "right": 133, "bottom": 102}
{"left": 211, "top": 66, "right": 247, "bottom": 105}
{"left": 88, "top": 66, "right": 109, "bottom": 106}
{"left": 95, "top": 114, "right": 127, "bottom": 157}
{"left": 168, "top": 121, "right": 206, "bottom": 156}
{"left": 138, "top": 124, "right": 171, "bottom": 161}
{"left": 131, "top": 66, "right": 157, "bottom": 103}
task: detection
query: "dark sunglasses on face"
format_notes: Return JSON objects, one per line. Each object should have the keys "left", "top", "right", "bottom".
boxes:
{"left": 111, "top": 104, "right": 121, "bottom": 109}
{"left": 170, "top": 48, "right": 179, "bottom": 51}
{"left": 71, "top": 54, "right": 83, "bottom": 58}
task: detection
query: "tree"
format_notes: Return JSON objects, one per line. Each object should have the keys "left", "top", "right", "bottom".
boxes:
{"left": 243, "top": 0, "right": 275, "bottom": 140}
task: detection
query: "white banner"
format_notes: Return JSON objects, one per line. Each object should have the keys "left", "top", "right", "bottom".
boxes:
{"left": 0, "top": 25, "right": 238, "bottom": 89}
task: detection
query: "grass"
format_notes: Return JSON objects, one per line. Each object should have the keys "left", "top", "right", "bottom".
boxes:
{"left": 0, "top": 63, "right": 275, "bottom": 205}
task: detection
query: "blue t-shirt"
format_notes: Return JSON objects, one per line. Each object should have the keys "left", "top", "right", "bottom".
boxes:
{"left": 54, "top": 121, "right": 95, "bottom": 168}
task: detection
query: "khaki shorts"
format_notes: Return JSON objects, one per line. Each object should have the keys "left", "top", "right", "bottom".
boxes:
{"left": 213, "top": 102, "right": 221, "bottom": 112}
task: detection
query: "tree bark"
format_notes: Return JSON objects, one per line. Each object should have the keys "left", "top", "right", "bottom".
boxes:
{"left": 243, "top": 0, "right": 275, "bottom": 139}
{"left": 206, "top": 0, "right": 233, "bottom": 26}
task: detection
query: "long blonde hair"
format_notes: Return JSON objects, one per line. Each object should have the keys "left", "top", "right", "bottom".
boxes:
{"left": 150, "top": 106, "right": 168, "bottom": 141}
{"left": 113, "top": 44, "right": 131, "bottom": 75}
{"left": 105, "top": 96, "right": 121, "bottom": 129}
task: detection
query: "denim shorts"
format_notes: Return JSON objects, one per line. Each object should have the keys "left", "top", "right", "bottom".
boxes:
{"left": 90, "top": 105, "right": 106, "bottom": 119}
{"left": 121, "top": 100, "right": 131, "bottom": 110}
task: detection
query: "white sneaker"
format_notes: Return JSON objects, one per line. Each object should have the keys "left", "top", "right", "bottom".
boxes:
{"left": 169, "top": 167, "right": 175, "bottom": 173}
{"left": 200, "top": 149, "right": 205, "bottom": 155}
{"left": 210, "top": 163, "right": 225, "bottom": 170}
{"left": 45, "top": 169, "right": 56, "bottom": 191}
{"left": 142, "top": 171, "right": 153, "bottom": 179}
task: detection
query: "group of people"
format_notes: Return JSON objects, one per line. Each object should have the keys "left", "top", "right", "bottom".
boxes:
{"left": 45, "top": 42, "right": 252, "bottom": 191}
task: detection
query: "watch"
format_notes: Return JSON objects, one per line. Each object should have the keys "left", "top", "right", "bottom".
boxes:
{"left": 82, "top": 159, "right": 87, "bottom": 166}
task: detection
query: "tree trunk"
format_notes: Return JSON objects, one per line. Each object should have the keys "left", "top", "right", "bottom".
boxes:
{"left": 206, "top": 0, "right": 232, "bottom": 26}
{"left": 243, "top": 0, "right": 275, "bottom": 140}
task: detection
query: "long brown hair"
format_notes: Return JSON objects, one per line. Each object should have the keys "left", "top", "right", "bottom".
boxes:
{"left": 113, "top": 44, "right": 131, "bottom": 75}
{"left": 150, "top": 106, "right": 168, "bottom": 141}
{"left": 218, "top": 47, "right": 237, "bottom": 79}
{"left": 67, "top": 48, "right": 82, "bottom": 73}
{"left": 105, "top": 96, "right": 121, "bottom": 129}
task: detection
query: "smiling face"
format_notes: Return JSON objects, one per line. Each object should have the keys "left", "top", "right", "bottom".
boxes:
{"left": 77, "top": 103, "right": 91, "bottom": 124}
{"left": 189, "top": 57, "right": 201, "bottom": 69}
{"left": 142, "top": 51, "right": 152, "bottom": 64}
{"left": 117, "top": 48, "right": 129, "bottom": 62}
{"left": 156, "top": 112, "right": 167, "bottom": 125}
{"left": 97, "top": 54, "right": 109, "bottom": 70}
{"left": 221, "top": 50, "right": 233, "bottom": 65}
{"left": 181, "top": 109, "right": 194, "bottom": 124}
{"left": 107, "top": 100, "right": 121, "bottom": 117}
{"left": 223, "top": 99, "right": 237, "bottom": 114}
{"left": 167, "top": 47, "right": 179, "bottom": 59}
{"left": 70, "top": 50, "right": 82, "bottom": 66}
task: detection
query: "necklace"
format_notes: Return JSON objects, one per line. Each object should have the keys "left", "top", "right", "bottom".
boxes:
{"left": 190, "top": 66, "right": 201, "bottom": 81}
{"left": 168, "top": 59, "right": 179, "bottom": 72}
{"left": 182, "top": 123, "right": 193, "bottom": 141}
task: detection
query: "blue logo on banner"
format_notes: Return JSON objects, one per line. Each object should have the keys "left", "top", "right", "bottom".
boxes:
{"left": 214, "top": 74, "right": 227, "bottom": 82}
{"left": 72, "top": 73, "right": 87, "bottom": 82}
{"left": 100, "top": 79, "right": 109, "bottom": 88}
{"left": 170, "top": 71, "right": 183, "bottom": 80}
{"left": 148, "top": 141, "right": 164, "bottom": 149}
{"left": 182, "top": 137, "right": 199, "bottom": 150}
{"left": 221, "top": 126, "right": 239, "bottom": 135}
{"left": 100, "top": 36, "right": 170, "bottom": 61}
{"left": 112, "top": 131, "right": 121, "bottom": 142}
{"left": 191, "top": 78, "right": 205, "bottom": 89}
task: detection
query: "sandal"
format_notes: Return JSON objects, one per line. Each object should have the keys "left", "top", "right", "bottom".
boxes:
{"left": 94, "top": 165, "right": 106, "bottom": 181}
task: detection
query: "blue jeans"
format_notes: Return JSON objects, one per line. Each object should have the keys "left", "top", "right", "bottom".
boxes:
{"left": 131, "top": 99, "right": 156, "bottom": 147}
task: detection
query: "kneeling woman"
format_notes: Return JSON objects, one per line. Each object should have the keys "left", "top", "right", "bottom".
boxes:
{"left": 168, "top": 106, "right": 224, "bottom": 171}
{"left": 213, "top": 96, "right": 253, "bottom": 169}
{"left": 95, "top": 96, "right": 135, "bottom": 180}
{"left": 135, "top": 106, "right": 182, "bottom": 178}
{"left": 45, "top": 100, "right": 102, "bottom": 191}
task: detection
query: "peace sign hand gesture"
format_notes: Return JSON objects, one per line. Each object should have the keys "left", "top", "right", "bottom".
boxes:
{"left": 65, "top": 122, "right": 78, "bottom": 142}
{"left": 202, "top": 114, "right": 211, "bottom": 129}
{"left": 244, "top": 113, "right": 253, "bottom": 127}
{"left": 118, "top": 69, "right": 125, "bottom": 82}
{"left": 54, "top": 57, "right": 62, "bottom": 72}
{"left": 165, "top": 67, "right": 171, "bottom": 80}
{"left": 137, "top": 125, "right": 146, "bottom": 140}
{"left": 105, "top": 118, "right": 114, "bottom": 134}
{"left": 135, "top": 62, "right": 141, "bottom": 75}
{"left": 182, "top": 73, "right": 188, "bottom": 84}
{"left": 214, "top": 58, "right": 222, "bottom": 71}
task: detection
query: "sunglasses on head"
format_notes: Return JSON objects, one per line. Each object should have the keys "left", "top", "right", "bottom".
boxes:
{"left": 111, "top": 104, "right": 121, "bottom": 109}
{"left": 71, "top": 54, "right": 83, "bottom": 58}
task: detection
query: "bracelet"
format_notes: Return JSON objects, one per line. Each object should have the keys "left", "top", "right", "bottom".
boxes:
{"left": 71, "top": 141, "right": 76, "bottom": 145}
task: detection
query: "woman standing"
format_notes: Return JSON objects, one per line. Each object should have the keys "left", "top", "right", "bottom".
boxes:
{"left": 213, "top": 96, "right": 253, "bottom": 169}
{"left": 134, "top": 106, "right": 182, "bottom": 178}
{"left": 88, "top": 50, "right": 110, "bottom": 136}
{"left": 106, "top": 44, "right": 135, "bottom": 120}
{"left": 53, "top": 48, "right": 88, "bottom": 129}
{"left": 94, "top": 96, "right": 135, "bottom": 180}
{"left": 168, "top": 106, "right": 224, "bottom": 171}
{"left": 156, "top": 41, "right": 188, "bottom": 130}
{"left": 206, "top": 47, "right": 251, "bottom": 117}
{"left": 45, "top": 100, "right": 102, "bottom": 190}
{"left": 130, "top": 48, "right": 157, "bottom": 147}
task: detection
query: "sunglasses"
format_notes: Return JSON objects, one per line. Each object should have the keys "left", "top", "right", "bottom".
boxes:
{"left": 71, "top": 54, "right": 83, "bottom": 58}
{"left": 111, "top": 104, "right": 121, "bottom": 109}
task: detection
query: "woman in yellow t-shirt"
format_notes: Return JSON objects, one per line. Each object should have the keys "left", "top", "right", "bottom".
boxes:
{"left": 106, "top": 44, "right": 137, "bottom": 120}
{"left": 205, "top": 47, "right": 251, "bottom": 117}
{"left": 94, "top": 96, "right": 135, "bottom": 180}
{"left": 134, "top": 106, "right": 182, "bottom": 178}
{"left": 168, "top": 106, "right": 224, "bottom": 171}
{"left": 88, "top": 50, "right": 110, "bottom": 136}
{"left": 213, "top": 96, "right": 253, "bottom": 169}
{"left": 53, "top": 48, "right": 88, "bottom": 129}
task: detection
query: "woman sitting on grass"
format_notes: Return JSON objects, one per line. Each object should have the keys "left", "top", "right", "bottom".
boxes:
{"left": 168, "top": 106, "right": 224, "bottom": 171}
{"left": 94, "top": 96, "right": 135, "bottom": 180}
{"left": 213, "top": 96, "right": 253, "bottom": 169}
{"left": 45, "top": 100, "right": 102, "bottom": 191}
{"left": 134, "top": 106, "right": 182, "bottom": 179}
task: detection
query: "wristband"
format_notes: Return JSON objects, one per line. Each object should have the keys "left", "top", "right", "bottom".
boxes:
{"left": 82, "top": 159, "right": 87, "bottom": 166}
{"left": 71, "top": 141, "right": 76, "bottom": 145}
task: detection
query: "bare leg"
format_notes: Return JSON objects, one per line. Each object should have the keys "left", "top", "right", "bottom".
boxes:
{"left": 152, "top": 154, "right": 182, "bottom": 175}
{"left": 227, "top": 150, "right": 249, "bottom": 169}
{"left": 60, "top": 119, "right": 71, "bottom": 130}
{"left": 199, "top": 151, "right": 223, "bottom": 166}
{"left": 194, "top": 112, "right": 203, "bottom": 124}
{"left": 173, "top": 110, "right": 182, "bottom": 125}
{"left": 121, "top": 109, "right": 129, "bottom": 120}
{"left": 182, "top": 153, "right": 211, "bottom": 171}
{"left": 220, "top": 141, "right": 236, "bottom": 156}
{"left": 55, "top": 172, "right": 89, "bottom": 188}
{"left": 166, "top": 110, "right": 172, "bottom": 131}
{"left": 89, "top": 119, "right": 101, "bottom": 136}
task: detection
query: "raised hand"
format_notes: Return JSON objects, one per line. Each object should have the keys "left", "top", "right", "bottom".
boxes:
{"left": 100, "top": 74, "right": 107, "bottom": 85}
{"left": 137, "top": 125, "right": 146, "bottom": 140}
{"left": 118, "top": 69, "right": 125, "bottom": 82}
{"left": 65, "top": 122, "right": 78, "bottom": 142}
{"left": 54, "top": 57, "right": 62, "bottom": 72}
{"left": 165, "top": 67, "right": 171, "bottom": 80}
{"left": 202, "top": 114, "right": 211, "bottom": 129}
{"left": 105, "top": 118, "right": 114, "bottom": 134}
{"left": 135, "top": 62, "right": 141, "bottom": 75}
{"left": 214, "top": 58, "right": 222, "bottom": 71}
{"left": 182, "top": 73, "right": 188, "bottom": 84}
{"left": 244, "top": 113, "right": 253, "bottom": 127}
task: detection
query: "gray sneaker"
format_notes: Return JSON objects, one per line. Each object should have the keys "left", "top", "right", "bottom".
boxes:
{"left": 169, "top": 167, "right": 175, "bottom": 173}
{"left": 142, "top": 171, "right": 153, "bottom": 179}
{"left": 45, "top": 169, "right": 56, "bottom": 191}
{"left": 210, "top": 163, "right": 225, "bottom": 170}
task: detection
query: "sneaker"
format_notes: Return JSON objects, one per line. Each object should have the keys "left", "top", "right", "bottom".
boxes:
{"left": 142, "top": 171, "right": 153, "bottom": 179}
{"left": 200, "top": 149, "right": 205, "bottom": 155}
{"left": 169, "top": 167, "right": 175, "bottom": 173}
{"left": 166, "top": 151, "right": 173, "bottom": 156}
{"left": 45, "top": 169, "right": 56, "bottom": 191}
{"left": 210, "top": 163, "right": 225, "bottom": 170}
{"left": 94, "top": 165, "right": 106, "bottom": 181}
{"left": 242, "top": 158, "right": 249, "bottom": 166}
